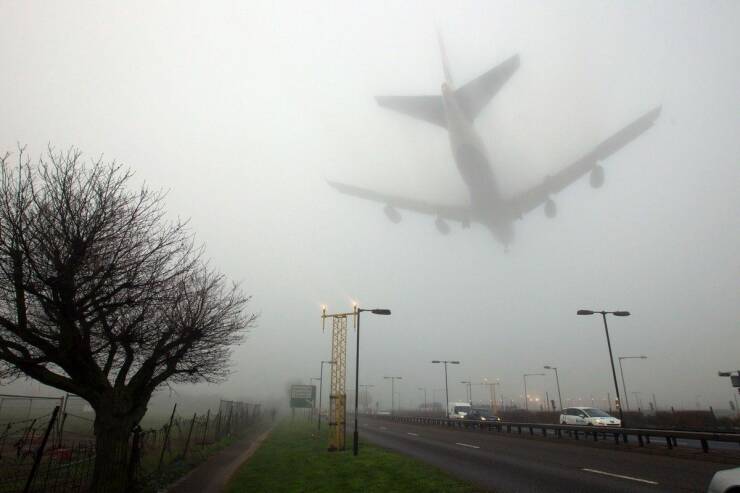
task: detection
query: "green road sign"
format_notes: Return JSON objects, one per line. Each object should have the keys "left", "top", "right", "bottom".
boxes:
{"left": 290, "top": 384, "right": 316, "bottom": 408}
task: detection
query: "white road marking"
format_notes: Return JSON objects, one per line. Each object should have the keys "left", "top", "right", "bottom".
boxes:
{"left": 379, "top": 426, "right": 387, "bottom": 430}
{"left": 581, "top": 468, "right": 659, "bottom": 485}
{"left": 455, "top": 442, "right": 480, "bottom": 449}
{"left": 407, "top": 432, "right": 419, "bottom": 437}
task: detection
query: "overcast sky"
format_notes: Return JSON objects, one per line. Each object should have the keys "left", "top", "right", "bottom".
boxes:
{"left": 1, "top": 0, "right": 739, "bottom": 412}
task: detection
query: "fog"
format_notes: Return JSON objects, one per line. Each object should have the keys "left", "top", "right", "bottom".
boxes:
{"left": 1, "top": 1, "right": 739, "bottom": 413}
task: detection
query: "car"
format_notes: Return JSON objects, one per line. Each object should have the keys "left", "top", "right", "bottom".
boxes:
{"left": 707, "top": 466, "right": 740, "bottom": 493}
{"left": 467, "top": 409, "right": 502, "bottom": 422}
{"left": 559, "top": 407, "right": 620, "bottom": 426}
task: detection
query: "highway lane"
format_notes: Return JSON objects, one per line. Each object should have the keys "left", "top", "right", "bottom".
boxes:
{"left": 360, "top": 417, "right": 737, "bottom": 492}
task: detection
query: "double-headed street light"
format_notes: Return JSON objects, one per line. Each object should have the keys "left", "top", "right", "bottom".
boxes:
{"left": 359, "top": 384, "right": 375, "bottom": 413}
{"left": 383, "top": 376, "right": 402, "bottom": 415}
{"left": 352, "top": 306, "right": 391, "bottom": 456}
{"left": 317, "top": 360, "right": 334, "bottom": 431}
{"left": 618, "top": 355, "right": 647, "bottom": 411}
{"left": 432, "top": 360, "right": 460, "bottom": 418}
{"left": 523, "top": 373, "right": 545, "bottom": 411}
{"left": 481, "top": 378, "right": 500, "bottom": 413}
{"left": 577, "top": 309, "right": 630, "bottom": 426}
{"left": 543, "top": 366, "right": 563, "bottom": 411}
{"left": 460, "top": 380, "right": 473, "bottom": 403}
{"left": 418, "top": 387, "right": 428, "bottom": 413}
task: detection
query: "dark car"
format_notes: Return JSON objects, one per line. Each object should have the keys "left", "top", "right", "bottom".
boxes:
{"left": 467, "top": 409, "right": 502, "bottom": 422}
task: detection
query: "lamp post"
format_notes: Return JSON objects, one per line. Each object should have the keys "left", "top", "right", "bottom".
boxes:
{"left": 543, "top": 366, "right": 563, "bottom": 411}
{"left": 618, "top": 355, "right": 647, "bottom": 411}
{"left": 523, "top": 373, "right": 545, "bottom": 411}
{"left": 481, "top": 378, "right": 500, "bottom": 413}
{"left": 418, "top": 388, "right": 428, "bottom": 413}
{"left": 318, "top": 360, "right": 334, "bottom": 431}
{"left": 577, "top": 309, "right": 630, "bottom": 426}
{"left": 310, "top": 377, "right": 321, "bottom": 422}
{"left": 460, "top": 380, "right": 473, "bottom": 403}
{"left": 432, "top": 360, "right": 460, "bottom": 418}
{"left": 383, "top": 376, "right": 402, "bottom": 416}
{"left": 359, "top": 384, "right": 375, "bottom": 413}
{"left": 352, "top": 307, "right": 391, "bottom": 456}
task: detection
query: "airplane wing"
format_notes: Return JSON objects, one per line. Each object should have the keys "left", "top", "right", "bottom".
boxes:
{"left": 375, "top": 95, "right": 447, "bottom": 128}
{"left": 508, "top": 106, "right": 662, "bottom": 217}
{"left": 327, "top": 180, "right": 471, "bottom": 222}
{"left": 456, "top": 54, "right": 520, "bottom": 121}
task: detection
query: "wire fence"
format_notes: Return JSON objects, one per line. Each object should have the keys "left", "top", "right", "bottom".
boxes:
{"left": 0, "top": 395, "right": 262, "bottom": 493}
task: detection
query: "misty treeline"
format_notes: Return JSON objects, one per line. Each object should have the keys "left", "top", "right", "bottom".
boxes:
{"left": 0, "top": 147, "right": 256, "bottom": 490}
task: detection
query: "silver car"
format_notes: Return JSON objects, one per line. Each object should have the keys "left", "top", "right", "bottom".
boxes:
{"left": 559, "top": 407, "right": 621, "bottom": 426}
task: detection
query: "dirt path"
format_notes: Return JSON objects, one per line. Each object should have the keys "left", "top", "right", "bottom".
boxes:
{"left": 168, "top": 422, "right": 273, "bottom": 493}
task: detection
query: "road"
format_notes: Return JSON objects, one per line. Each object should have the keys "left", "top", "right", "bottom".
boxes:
{"left": 360, "top": 417, "right": 737, "bottom": 492}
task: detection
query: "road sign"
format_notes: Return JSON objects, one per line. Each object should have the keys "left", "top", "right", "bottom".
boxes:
{"left": 290, "top": 385, "right": 316, "bottom": 408}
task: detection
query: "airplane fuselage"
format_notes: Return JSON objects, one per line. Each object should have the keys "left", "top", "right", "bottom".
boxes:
{"left": 440, "top": 83, "right": 515, "bottom": 244}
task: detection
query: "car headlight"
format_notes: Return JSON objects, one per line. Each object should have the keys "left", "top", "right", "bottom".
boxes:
{"left": 481, "top": 417, "right": 486, "bottom": 421}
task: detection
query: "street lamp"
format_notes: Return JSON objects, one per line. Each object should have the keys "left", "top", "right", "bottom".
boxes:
{"left": 418, "top": 388, "right": 428, "bottom": 413}
{"left": 523, "top": 373, "right": 545, "bottom": 411}
{"left": 481, "top": 378, "right": 500, "bottom": 413}
{"left": 432, "top": 360, "right": 460, "bottom": 418}
{"left": 383, "top": 376, "right": 402, "bottom": 416}
{"left": 352, "top": 306, "right": 391, "bottom": 456}
{"left": 317, "top": 360, "right": 334, "bottom": 431}
{"left": 460, "top": 380, "right": 473, "bottom": 403}
{"left": 618, "top": 355, "right": 647, "bottom": 411}
{"left": 310, "top": 377, "right": 321, "bottom": 421}
{"left": 359, "top": 384, "right": 375, "bottom": 413}
{"left": 577, "top": 309, "right": 630, "bottom": 426}
{"left": 543, "top": 366, "right": 563, "bottom": 411}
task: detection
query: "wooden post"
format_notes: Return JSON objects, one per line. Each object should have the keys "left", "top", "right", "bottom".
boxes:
{"left": 157, "top": 403, "right": 177, "bottom": 474}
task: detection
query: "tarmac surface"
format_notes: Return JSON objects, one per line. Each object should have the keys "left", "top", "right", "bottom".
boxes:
{"left": 360, "top": 416, "right": 739, "bottom": 492}
{"left": 168, "top": 422, "right": 273, "bottom": 493}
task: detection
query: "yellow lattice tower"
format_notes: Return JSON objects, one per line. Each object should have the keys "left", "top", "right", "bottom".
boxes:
{"left": 322, "top": 306, "right": 357, "bottom": 452}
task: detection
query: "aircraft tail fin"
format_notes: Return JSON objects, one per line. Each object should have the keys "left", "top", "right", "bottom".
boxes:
{"left": 455, "top": 54, "right": 520, "bottom": 121}
{"left": 437, "top": 28, "right": 454, "bottom": 86}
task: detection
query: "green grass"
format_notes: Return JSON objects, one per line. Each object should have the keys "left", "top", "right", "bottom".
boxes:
{"left": 226, "top": 421, "right": 484, "bottom": 493}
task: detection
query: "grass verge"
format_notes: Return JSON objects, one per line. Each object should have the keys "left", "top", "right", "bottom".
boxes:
{"left": 225, "top": 420, "right": 483, "bottom": 493}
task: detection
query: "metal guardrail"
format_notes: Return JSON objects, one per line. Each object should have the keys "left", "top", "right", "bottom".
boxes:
{"left": 377, "top": 415, "right": 740, "bottom": 453}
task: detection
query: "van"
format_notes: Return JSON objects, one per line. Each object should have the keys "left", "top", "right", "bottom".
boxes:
{"left": 448, "top": 402, "right": 472, "bottom": 419}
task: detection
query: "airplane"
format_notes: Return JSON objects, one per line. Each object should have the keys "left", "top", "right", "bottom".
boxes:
{"left": 328, "top": 34, "right": 661, "bottom": 248}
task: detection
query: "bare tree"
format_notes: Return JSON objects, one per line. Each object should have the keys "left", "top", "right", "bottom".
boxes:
{"left": 0, "top": 147, "right": 256, "bottom": 490}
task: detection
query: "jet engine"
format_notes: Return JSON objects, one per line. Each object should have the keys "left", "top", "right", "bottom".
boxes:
{"left": 435, "top": 217, "right": 451, "bottom": 235}
{"left": 383, "top": 204, "right": 402, "bottom": 223}
{"left": 544, "top": 198, "right": 557, "bottom": 218}
{"left": 590, "top": 165, "right": 605, "bottom": 188}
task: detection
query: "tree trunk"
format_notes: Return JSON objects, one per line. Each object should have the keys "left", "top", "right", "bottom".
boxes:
{"left": 90, "top": 399, "right": 147, "bottom": 492}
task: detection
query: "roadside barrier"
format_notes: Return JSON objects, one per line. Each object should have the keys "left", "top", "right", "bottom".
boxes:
{"left": 376, "top": 415, "right": 740, "bottom": 453}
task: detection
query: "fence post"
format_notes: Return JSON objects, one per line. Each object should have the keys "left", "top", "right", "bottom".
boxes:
{"left": 24, "top": 406, "right": 59, "bottom": 493}
{"left": 157, "top": 403, "right": 177, "bottom": 475}
{"left": 201, "top": 409, "right": 211, "bottom": 448}
{"left": 226, "top": 405, "right": 234, "bottom": 436}
{"left": 215, "top": 411, "right": 222, "bottom": 440}
{"left": 126, "top": 426, "right": 142, "bottom": 490}
{"left": 182, "top": 413, "right": 197, "bottom": 459}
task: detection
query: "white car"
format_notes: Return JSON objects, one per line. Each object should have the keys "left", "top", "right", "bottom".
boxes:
{"left": 559, "top": 407, "right": 621, "bottom": 426}
{"left": 707, "top": 467, "right": 740, "bottom": 493}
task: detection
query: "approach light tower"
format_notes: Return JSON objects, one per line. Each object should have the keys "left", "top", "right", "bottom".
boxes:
{"left": 322, "top": 306, "right": 353, "bottom": 452}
